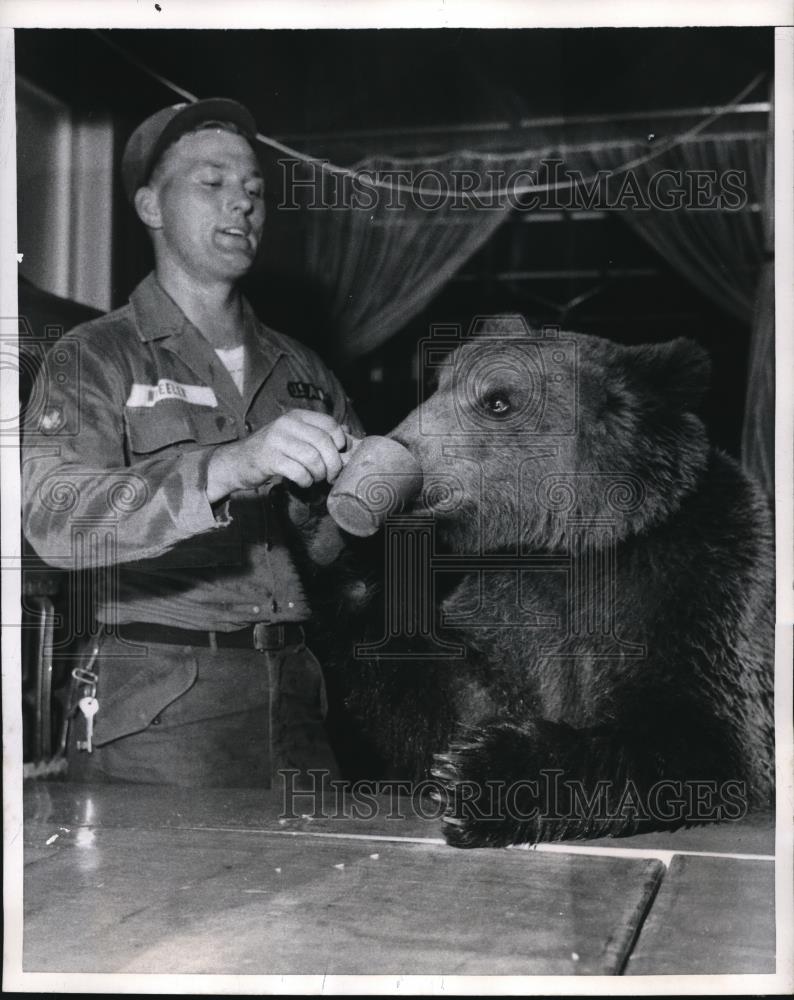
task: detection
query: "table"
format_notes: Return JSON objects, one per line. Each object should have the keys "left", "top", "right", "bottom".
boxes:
{"left": 20, "top": 783, "right": 776, "bottom": 977}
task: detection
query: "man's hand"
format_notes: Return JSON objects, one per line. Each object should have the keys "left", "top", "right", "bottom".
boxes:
{"left": 206, "top": 410, "right": 348, "bottom": 501}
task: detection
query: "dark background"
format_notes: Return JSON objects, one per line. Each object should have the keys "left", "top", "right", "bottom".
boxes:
{"left": 16, "top": 27, "right": 774, "bottom": 451}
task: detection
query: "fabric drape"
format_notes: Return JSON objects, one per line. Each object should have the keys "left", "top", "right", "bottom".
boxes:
{"left": 570, "top": 136, "right": 767, "bottom": 324}
{"left": 740, "top": 85, "right": 775, "bottom": 498}
{"left": 564, "top": 130, "right": 772, "bottom": 495}
{"left": 301, "top": 132, "right": 768, "bottom": 358}
{"left": 742, "top": 258, "right": 775, "bottom": 496}
{"left": 302, "top": 154, "right": 510, "bottom": 362}
{"left": 297, "top": 91, "right": 772, "bottom": 493}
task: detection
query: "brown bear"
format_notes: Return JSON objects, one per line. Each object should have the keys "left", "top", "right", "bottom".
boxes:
{"left": 296, "top": 317, "right": 775, "bottom": 849}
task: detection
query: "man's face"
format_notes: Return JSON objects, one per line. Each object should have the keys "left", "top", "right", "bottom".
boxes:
{"left": 145, "top": 128, "right": 265, "bottom": 284}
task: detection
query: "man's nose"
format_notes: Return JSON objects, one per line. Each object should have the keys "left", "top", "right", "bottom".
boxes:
{"left": 228, "top": 186, "right": 254, "bottom": 214}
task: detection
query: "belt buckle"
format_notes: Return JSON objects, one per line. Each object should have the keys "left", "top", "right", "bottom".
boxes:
{"left": 253, "top": 622, "right": 268, "bottom": 652}
{"left": 253, "top": 622, "right": 284, "bottom": 652}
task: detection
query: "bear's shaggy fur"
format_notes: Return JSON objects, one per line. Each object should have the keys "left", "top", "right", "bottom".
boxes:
{"left": 297, "top": 318, "right": 774, "bottom": 849}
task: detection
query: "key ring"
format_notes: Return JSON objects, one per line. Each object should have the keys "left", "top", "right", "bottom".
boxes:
{"left": 71, "top": 667, "right": 98, "bottom": 686}
{"left": 71, "top": 667, "right": 98, "bottom": 701}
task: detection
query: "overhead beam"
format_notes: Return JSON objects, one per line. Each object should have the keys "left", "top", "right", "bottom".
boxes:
{"left": 453, "top": 267, "right": 660, "bottom": 282}
{"left": 278, "top": 102, "right": 770, "bottom": 149}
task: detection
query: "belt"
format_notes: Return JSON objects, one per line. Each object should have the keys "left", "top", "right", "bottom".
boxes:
{"left": 116, "top": 621, "right": 305, "bottom": 652}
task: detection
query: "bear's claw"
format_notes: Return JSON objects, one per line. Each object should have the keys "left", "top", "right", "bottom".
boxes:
{"left": 430, "top": 733, "right": 524, "bottom": 848}
{"left": 430, "top": 721, "right": 582, "bottom": 848}
{"left": 440, "top": 813, "right": 466, "bottom": 827}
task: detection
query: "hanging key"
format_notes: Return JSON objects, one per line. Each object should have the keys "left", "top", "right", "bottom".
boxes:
{"left": 76, "top": 696, "right": 99, "bottom": 753}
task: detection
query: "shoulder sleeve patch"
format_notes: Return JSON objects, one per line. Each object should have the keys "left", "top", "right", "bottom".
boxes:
{"left": 37, "top": 406, "right": 65, "bottom": 434}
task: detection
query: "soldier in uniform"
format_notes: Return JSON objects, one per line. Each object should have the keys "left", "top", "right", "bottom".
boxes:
{"left": 21, "top": 98, "right": 362, "bottom": 787}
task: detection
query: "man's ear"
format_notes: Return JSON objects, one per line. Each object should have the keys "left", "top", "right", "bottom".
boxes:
{"left": 133, "top": 186, "right": 163, "bottom": 230}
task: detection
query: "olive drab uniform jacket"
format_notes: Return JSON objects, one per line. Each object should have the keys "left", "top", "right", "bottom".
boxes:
{"left": 21, "top": 273, "right": 364, "bottom": 632}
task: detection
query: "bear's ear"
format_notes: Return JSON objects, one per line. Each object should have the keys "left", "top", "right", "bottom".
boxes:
{"left": 627, "top": 338, "right": 711, "bottom": 411}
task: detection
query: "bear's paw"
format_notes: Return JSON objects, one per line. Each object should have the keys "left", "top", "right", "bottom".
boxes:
{"left": 430, "top": 720, "right": 578, "bottom": 848}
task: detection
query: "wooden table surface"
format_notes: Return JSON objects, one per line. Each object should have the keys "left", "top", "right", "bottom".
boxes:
{"left": 20, "top": 783, "right": 776, "bottom": 978}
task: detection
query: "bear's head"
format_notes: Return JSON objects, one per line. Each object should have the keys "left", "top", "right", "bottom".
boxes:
{"left": 388, "top": 317, "right": 711, "bottom": 553}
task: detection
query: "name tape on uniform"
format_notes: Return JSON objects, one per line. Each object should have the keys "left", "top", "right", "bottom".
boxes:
{"left": 126, "top": 380, "right": 218, "bottom": 408}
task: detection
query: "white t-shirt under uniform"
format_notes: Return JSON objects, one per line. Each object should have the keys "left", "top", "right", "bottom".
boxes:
{"left": 214, "top": 344, "right": 247, "bottom": 396}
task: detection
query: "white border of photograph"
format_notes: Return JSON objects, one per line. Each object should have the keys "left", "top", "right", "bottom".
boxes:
{"left": 1, "top": 2, "right": 791, "bottom": 995}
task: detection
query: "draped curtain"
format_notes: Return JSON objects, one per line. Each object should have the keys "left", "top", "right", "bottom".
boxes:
{"left": 740, "top": 86, "right": 775, "bottom": 498}
{"left": 563, "top": 130, "right": 774, "bottom": 495}
{"left": 298, "top": 92, "right": 772, "bottom": 493}
{"left": 569, "top": 136, "right": 767, "bottom": 323}
{"left": 301, "top": 153, "right": 510, "bottom": 362}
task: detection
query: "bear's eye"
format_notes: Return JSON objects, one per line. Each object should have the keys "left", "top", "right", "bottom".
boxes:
{"left": 483, "top": 392, "right": 512, "bottom": 416}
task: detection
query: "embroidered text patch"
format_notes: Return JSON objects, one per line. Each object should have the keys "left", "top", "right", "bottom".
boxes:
{"left": 287, "top": 381, "right": 328, "bottom": 403}
{"left": 125, "top": 381, "right": 218, "bottom": 408}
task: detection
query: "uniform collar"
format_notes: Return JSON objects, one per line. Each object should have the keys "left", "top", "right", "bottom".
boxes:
{"left": 129, "top": 272, "right": 286, "bottom": 412}
{"left": 130, "top": 272, "right": 271, "bottom": 351}
{"left": 130, "top": 272, "right": 191, "bottom": 342}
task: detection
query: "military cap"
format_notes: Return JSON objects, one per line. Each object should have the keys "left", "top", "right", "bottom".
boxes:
{"left": 121, "top": 98, "right": 258, "bottom": 203}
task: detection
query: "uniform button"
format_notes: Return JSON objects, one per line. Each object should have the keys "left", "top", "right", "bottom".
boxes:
{"left": 252, "top": 605, "right": 261, "bottom": 615}
{"left": 288, "top": 601, "right": 295, "bottom": 609}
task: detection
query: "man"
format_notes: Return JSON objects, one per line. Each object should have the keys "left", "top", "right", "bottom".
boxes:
{"left": 22, "top": 98, "right": 362, "bottom": 787}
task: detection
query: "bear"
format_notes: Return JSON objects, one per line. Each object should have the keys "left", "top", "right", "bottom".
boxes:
{"left": 292, "top": 316, "right": 775, "bottom": 849}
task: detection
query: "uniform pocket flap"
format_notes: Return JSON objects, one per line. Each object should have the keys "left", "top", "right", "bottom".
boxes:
{"left": 93, "top": 646, "right": 198, "bottom": 746}
{"left": 124, "top": 403, "right": 198, "bottom": 455}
